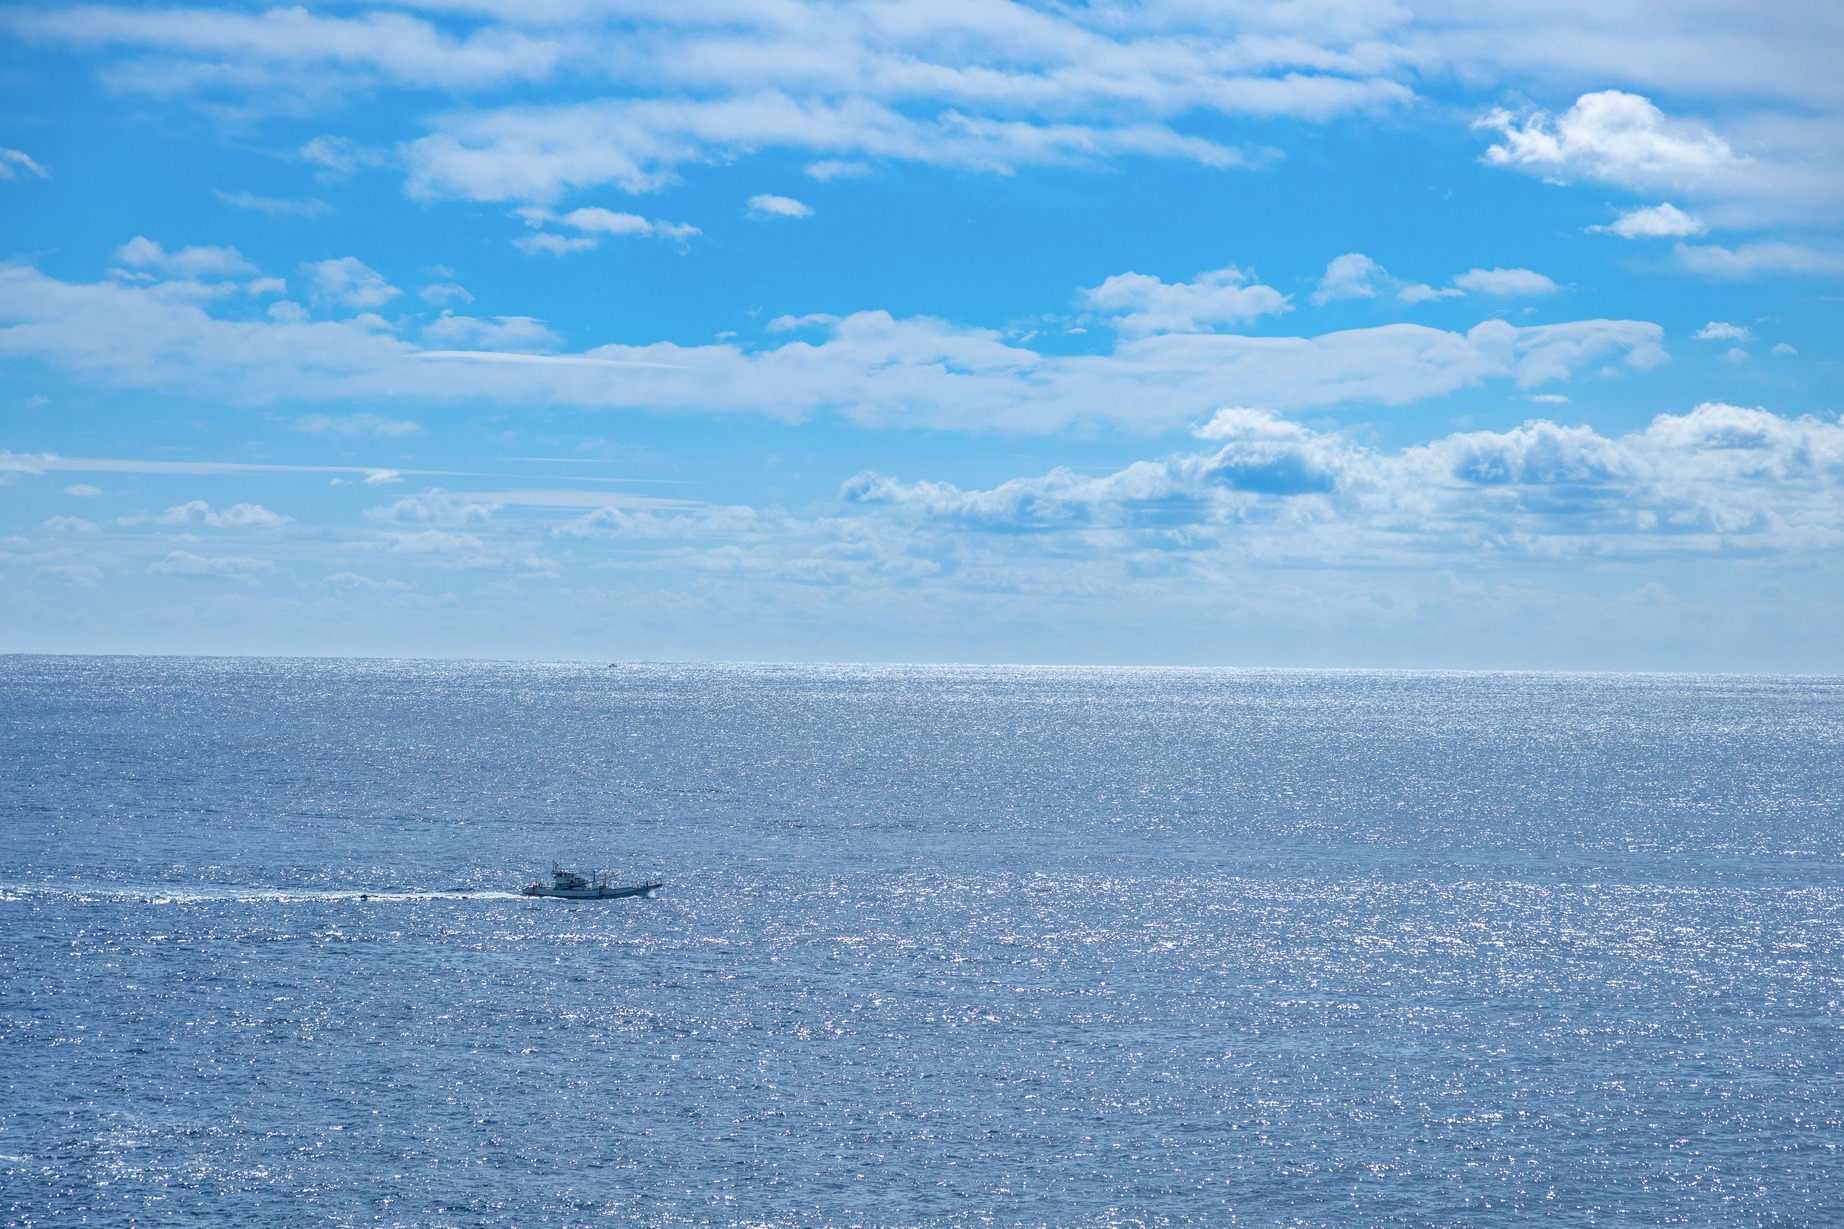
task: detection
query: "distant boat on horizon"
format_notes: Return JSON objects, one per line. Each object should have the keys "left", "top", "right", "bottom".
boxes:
{"left": 522, "top": 863, "right": 662, "bottom": 900}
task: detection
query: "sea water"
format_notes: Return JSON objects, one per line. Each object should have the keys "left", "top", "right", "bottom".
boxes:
{"left": 2, "top": 656, "right": 1840, "bottom": 1226}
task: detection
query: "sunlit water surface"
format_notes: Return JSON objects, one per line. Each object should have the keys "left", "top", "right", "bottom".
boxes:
{"left": 2, "top": 657, "right": 1841, "bottom": 1226}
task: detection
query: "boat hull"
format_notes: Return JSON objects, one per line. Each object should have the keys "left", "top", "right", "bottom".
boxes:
{"left": 522, "top": 881, "right": 662, "bottom": 900}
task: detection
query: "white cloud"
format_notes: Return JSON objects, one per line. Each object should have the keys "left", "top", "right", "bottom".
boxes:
{"left": 1450, "top": 267, "right": 1561, "bottom": 297}
{"left": 326, "top": 571, "right": 414, "bottom": 594}
{"left": 420, "top": 281, "right": 473, "bottom": 305}
{"left": 13, "top": 3, "right": 1844, "bottom": 231}
{"left": 302, "top": 257, "right": 400, "bottom": 310}
{"left": 747, "top": 193, "right": 813, "bottom": 219}
{"left": 1315, "top": 255, "right": 1558, "bottom": 306}
{"left": 1674, "top": 242, "right": 1844, "bottom": 278}
{"left": 1772, "top": 343, "right": 1798, "bottom": 357}
{"left": 0, "top": 262, "right": 1668, "bottom": 432}
{"left": 402, "top": 94, "right": 1253, "bottom": 203}
{"left": 845, "top": 402, "right": 1844, "bottom": 560}
{"left": 365, "top": 490, "right": 500, "bottom": 525}
{"left": 33, "top": 563, "right": 102, "bottom": 586}
{"left": 294, "top": 412, "right": 422, "bottom": 438}
{"left": 557, "top": 504, "right": 759, "bottom": 541}
{"left": 805, "top": 160, "right": 870, "bottom": 181}
{"left": 376, "top": 528, "right": 553, "bottom": 572}
{"left": 1593, "top": 202, "right": 1705, "bottom": 238}
{"left": 155, "top": 500, "right": 289, "bottom": 528}
{"left": 150, "top": 550, "right": 274, "bottom": 577}
{"left": 300, "top": 135, "right": 389, "bottom": 174}
{"left": 545, "top": 206, "right": 656, "bottom": 235}
{"left": 115, "top": 236, "right": 256, "bottom": 280}
{"left": 514, "top": 232, "right": 598, "bottom": 256}
{"left": 423, "top": 312, "right": 560, "bottom": 351}
{"left": 1082, "top": 265, "right": 1290, "bottom": 335}
{"left": 1480, "top": 91, "right": 1744, "bottom": 191}
{"left": 42, "top": 515, "right": 100, "bottom": 533}
{"left": 1694, "top": 322, "right": 1752, "bottom": 342}
{"left": 1312, "top": 254, "right": 1387, "bottom": 305}
{"left": 513, "top": 206, "right": 700, "bottom": 254}
{"left": 0, "top": 148, "right": 49, "bottom": 180}
{"left": 364, "top": 469, "right": 404, "bottom": 485}
{"left": 216, "top": 189, "right": 331, "bottom": 218}
{"left": 1396, "top": 282, "right": 1464, "bottom": 304}
{"left": 63, "top": 484, "right": 102, "bottom": 496}
{"left": 10, "top": 6, "right": 569, "bottom": 94}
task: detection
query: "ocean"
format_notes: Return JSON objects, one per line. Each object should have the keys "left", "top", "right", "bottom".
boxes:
{"left": 2, "top": 656, "right": 1840, "bottom": 1226}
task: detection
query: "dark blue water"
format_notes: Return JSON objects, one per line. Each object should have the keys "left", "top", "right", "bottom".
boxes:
{"left": 3, "top": 657, "right": 1841, "bottom": 1226}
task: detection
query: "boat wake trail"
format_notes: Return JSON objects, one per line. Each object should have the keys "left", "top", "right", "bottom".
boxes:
{"left": 0, "top": 884, "right": 528, "bottom": 905}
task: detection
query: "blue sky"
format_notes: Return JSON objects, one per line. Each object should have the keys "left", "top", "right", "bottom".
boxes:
{"left": 2, "top": 1, "right": 1841, "bottom": 667}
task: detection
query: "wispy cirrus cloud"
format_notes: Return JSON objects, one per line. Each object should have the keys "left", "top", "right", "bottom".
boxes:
{"left": 216, "top": 189, "right": 331, "bottom": 218}
{"left": 1673, "top": 241, "right": 1844, "bottom": 278}
{"left": 294, "top": 412, "right": 421, "bottom": 438}
{"left": 9, "top": 1, "right": 1841, "bottom": 236}
{"left": 1, "top": 148, "right": 50, "bottom": 180}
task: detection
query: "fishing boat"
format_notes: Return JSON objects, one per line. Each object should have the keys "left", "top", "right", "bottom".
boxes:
{"left": 522, "top": 863, "right": 662, "bottom": 900}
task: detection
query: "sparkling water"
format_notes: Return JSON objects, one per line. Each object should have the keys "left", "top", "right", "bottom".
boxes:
{"left": 3, "top": 657, "right": 1840, "bottom": 1225}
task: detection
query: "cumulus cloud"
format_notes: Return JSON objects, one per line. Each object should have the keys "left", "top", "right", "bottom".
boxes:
{"left": 1315, "top": 255, "right": 1558, "bottom": 306}
{"left": 514, "top": 205, "right": 699, "bottom": 254}
{"left": 1593, "top": 202, "right": 1705, "bottom": 238}
{"left": 302, "top": 257, "right": 400, "bottom": 310}
{"left": 557, "top": 504, "right": 760, "bottom": 541}
{"left": 364, "top": 489, "right": 500, "bottom": 525}
{"left": 423, "top": 312, "right": 560, "bottom": 351}
{"left": 64, "top": 484, "right": 102, "bottom": 496}
{"left": 154, "top": 500, "right": 289, "bottom": 528}
{"left": 0, "top": 262, "right": 1667, "bottom": 431}
{"left": 846, "top": 402, "right": 1844, "bottom": 559}
{"left": 747, "top": 194, "right": 813, "bottom": 219}
{"left": 1312, "top": 254, "right": 1388, "bottom": 305}
{"left": 1450, "top": 268, "right": 1561, "bottom": 296}
{"left": 1480, "top": 91, "right": 1744, "bottom": 191}
{"left": 1694, "top": 322, "right": 1752, "bottom": 342}
{"left": 114, "top": 236, "right": 256, "bottom": 280}
{"left": 1083, "top": 265, "right": 1290, "bottom": 335}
